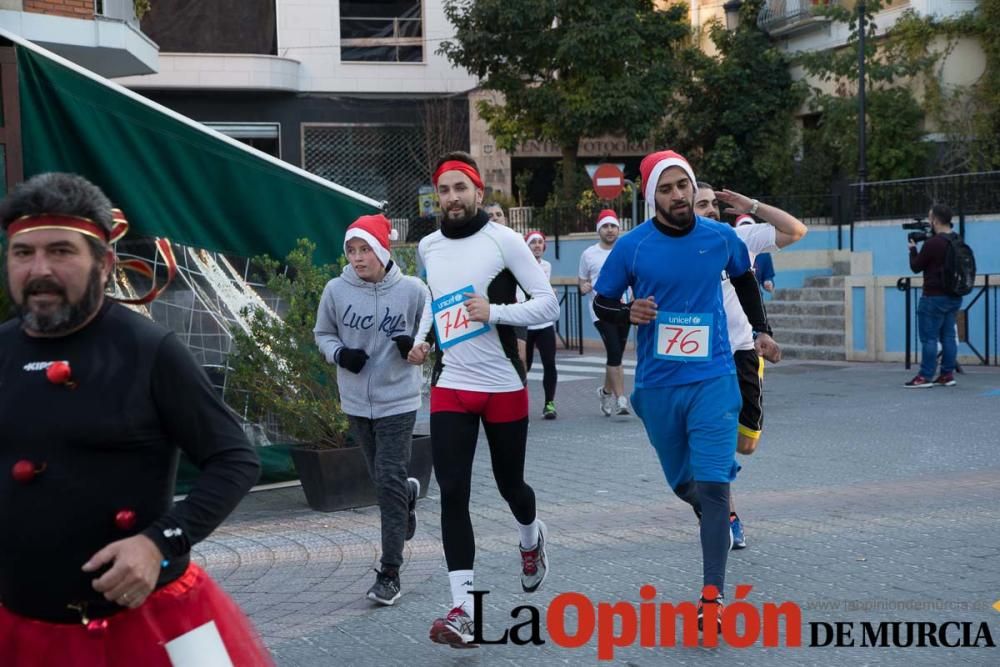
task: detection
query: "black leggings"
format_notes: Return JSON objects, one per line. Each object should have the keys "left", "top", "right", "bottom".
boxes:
{"left": 525, "top": 326, "right": 558, "bottom": 403}
{"left": 431, "top": 413, "right": 536, "bottom": 571}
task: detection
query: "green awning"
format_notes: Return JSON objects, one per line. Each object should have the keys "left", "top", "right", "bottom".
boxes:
{"left": 7, "top": 31, "right": 379, "bottom": 265}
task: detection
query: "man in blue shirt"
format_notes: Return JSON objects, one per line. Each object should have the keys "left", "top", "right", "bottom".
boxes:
{"left": 594, "top": 150, "right": 774, "bottom": 631}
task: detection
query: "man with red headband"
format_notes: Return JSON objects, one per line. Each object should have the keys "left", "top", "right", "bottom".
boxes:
{"left": 419, "top": 152, "right": 559, "bottom": 648}
{"left": 593, "top": 151, "right": 774, "bottom": 632}
{"left": 0, "top": 173, "right": 271, "bottom": 665}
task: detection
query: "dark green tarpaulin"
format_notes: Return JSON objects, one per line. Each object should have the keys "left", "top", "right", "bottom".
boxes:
{"left": 15, "top": 43, "right": 379, "bottom": 265}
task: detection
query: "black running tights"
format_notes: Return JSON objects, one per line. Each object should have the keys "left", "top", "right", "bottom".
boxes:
{"left": 431, "top": 412, "right": 536, "bottom": 570}
{"left": 525, "top": 326, "right": 558, "bottom": 403}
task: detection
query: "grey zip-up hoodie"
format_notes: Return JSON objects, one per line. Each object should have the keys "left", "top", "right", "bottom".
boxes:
{"left": 314, "top": 262, "right": 432, "bottom": 419}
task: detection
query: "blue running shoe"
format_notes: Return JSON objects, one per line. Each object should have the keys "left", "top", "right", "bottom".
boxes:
{"left": 730, "top": 514, "right": 746, "bottom": 550}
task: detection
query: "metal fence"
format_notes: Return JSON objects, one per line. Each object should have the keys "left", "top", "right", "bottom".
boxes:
{"left": 303, "top": 124, "right": 427, "bottom": 221}
{"left": 552, "top": 282, "right": 585, "bottom": 355}
{"left": 849, "top": 171, "right": 1000, "bottom": 240}
{"left": 751, "top": 192, "right": 845, "bottom": 227}
{"left": 749, "top": 171, "right": 1000, "bottom": 251}
{"left": 896, "top": 275, "right": 998, "bottom": 368}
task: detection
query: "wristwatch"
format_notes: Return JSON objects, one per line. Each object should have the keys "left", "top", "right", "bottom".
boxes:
{"left": 749, "top": 199, "right": 760, "bottom": 216}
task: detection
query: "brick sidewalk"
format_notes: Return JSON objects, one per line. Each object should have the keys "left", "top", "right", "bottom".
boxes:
{"left": 196, "top": 358, "right": 1000, "bottom": 665}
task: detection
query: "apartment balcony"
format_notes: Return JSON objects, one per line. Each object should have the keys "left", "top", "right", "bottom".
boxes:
{"left": 0, "top": 0, "right": 158, "bottom": 77}
{"left": 114, "top": 53, "right": 301, "bottom": 92}
{"left": 757, "top": 0, "right": 841, "bottom": 36}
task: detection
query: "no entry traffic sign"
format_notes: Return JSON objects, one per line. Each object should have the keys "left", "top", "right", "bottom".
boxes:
{"left": 592, "top": 163, "right": 624, "bottom": 200}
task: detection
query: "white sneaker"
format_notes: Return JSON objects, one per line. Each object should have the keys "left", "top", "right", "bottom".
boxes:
{"left": 597, "top": 386, "right": 614, "bottom": 416}
{"left": 616, "top": 395, "right": 630, "bottom": 415}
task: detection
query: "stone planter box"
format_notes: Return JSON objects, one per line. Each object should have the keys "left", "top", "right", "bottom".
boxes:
{"left": 290, "top": 434, "right": 432, "bottom": 512}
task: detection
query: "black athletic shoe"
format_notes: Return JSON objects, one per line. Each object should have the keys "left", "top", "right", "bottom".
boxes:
{"left": 367, "top": 568, "right": 401, "bottom": 606}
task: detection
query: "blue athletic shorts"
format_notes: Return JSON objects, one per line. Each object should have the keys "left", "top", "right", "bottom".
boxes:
{"left": 631, "top": 373, "right": 741, "bottom": 490}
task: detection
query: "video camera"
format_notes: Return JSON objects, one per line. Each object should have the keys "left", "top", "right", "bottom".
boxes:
{"left": 902, "top": 218, "right": 932, "bottom": 243}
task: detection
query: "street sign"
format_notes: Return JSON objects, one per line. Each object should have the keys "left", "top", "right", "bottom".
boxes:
{"left": 592, "top": 163, "right": 625, "bottom": 200}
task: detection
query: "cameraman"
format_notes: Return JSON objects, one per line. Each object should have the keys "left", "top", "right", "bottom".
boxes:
{"left": 905, "top": 204, "right": 962, "bottom": 388}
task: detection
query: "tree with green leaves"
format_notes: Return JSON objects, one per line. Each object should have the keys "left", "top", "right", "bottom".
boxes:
{"left": 440, "top": 0, "right": 692, "bottom": 204}
{"left": 796, "top": 0, "right": 934, "bottom": 184}
{"left": 662, "top": 0, "right": 804, "bottom": 196}
{"left": 884, "top": 3, "right": 1000, "bottom": 173}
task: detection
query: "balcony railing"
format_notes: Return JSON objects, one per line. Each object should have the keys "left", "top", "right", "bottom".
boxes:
{"left": 757, "top": 0, "right": 838, "bottom": 34}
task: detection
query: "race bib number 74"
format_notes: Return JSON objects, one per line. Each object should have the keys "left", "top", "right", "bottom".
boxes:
{"left": 654, "top": 312, "right": 713, "bottom": 362}
{"left": 432, "top": 285, "right": 490, "bottom": 349}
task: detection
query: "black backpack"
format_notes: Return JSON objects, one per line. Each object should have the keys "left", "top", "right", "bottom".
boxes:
{"left": 942, "top": 233, "right": 976, "bottom": 297}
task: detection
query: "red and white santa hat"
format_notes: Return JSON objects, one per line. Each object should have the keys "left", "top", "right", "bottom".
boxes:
{"left": 639, "top": 150, "right": 698, "bottom": 209}
{"left": 524, "top": 229, "right": 546, "bottom": 249}
{"left": 343, "top": 214, "right": 398, "bottom": 266}
{"left": 596, "top": 209, "right": 620, "bottom": 232}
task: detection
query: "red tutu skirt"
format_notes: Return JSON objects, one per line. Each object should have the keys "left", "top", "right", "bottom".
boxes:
{"left": 0, "top": 563, "right": 273, "bottom": 666}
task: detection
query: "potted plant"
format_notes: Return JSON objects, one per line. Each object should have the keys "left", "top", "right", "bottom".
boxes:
{"left": 226, "top": 238, "right": 432, "bottom": 512}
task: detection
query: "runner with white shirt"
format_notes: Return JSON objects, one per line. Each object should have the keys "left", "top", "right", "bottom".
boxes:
{"left": 419, "top": 152, "right": 560, "bottom": 648}
{"left": 523, "top": 230, "right": 559, "bottom": 419}
{"left": 694, "top": 182, "right": 806, "bottom": 549}
{"left": 578, "top": 210, "right": 631, "bottom": 416}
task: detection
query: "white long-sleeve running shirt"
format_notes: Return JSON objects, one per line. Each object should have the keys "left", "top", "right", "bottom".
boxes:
{"left": 419, "top": 219, "right": 560, "bottom": 392}
{"left": 723, "top": 223, "right": 780, "bottom": 351}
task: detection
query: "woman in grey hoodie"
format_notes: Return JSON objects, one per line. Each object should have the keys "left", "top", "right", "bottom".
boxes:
{"left": 314, "top": 214, "right": 432, "bottom": 606}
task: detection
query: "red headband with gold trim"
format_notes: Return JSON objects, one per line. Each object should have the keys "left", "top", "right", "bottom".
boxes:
{"left": 432, "top": 160, "right": 484, "bottom": 190}
{"left": 7, "top": 215, "right": 109, "bottom": 241}
{"left": 5, "top": 211, "right": 177, "bottom": 306}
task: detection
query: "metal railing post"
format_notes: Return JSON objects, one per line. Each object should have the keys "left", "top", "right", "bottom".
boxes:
{"left": 901, "top": 277, "right": 912, "bottom": 370}
{"left": 986, "top": 274, "right": 991, "bottom": 365}
{"left": 958, "top": 173, "right": 966, "bottom": 239}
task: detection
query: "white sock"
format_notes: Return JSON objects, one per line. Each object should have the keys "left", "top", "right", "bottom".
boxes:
{"left": 448, "top": 570, "right": 475, "bottom": 617}
{"left": 518, "top": 519, "right": 539, "bottom": 549}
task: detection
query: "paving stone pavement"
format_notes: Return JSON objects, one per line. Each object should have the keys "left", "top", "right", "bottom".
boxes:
{"left": 194, "top": 356, "right": 1000, "bottom": 666}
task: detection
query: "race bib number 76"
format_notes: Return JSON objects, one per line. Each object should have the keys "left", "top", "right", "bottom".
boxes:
{"left": 654, "top": 312, "right": 713, "bottom": 361}
{"left": 432, "top": 285, "right": 490, "bottom": 349}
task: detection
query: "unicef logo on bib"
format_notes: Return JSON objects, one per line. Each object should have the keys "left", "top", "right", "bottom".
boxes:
{"left": 432, "top": 285, "right": 491, "bottom": 349}
{"left": 654, "top": 312, "right": 713, "bottom": 362}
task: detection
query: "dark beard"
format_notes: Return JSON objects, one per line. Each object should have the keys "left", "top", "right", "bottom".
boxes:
{"left": 444, "top": 201, "right": 477, "bottom": 224}
{"left": 656, "top": 201, "right": 694, "bottom": 229}
{"left": 13, "top": 265, "right": 105, "bottom": 335}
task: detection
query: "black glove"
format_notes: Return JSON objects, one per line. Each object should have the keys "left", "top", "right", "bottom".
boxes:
{"left": 391, "top": 335, "right": 414, "bottom": 359}
{"left": 336, "top": 347, "right": 368, "bottom": 374}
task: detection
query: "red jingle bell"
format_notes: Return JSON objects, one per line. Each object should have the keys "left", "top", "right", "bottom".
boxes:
{"left": 86, "top": 618, "right": 109, "bottom": 636}
{"left": 46, "top": 361, "right": 72, "bottom": 385}
{"left": 11, "top": 460, "right": 39, "bottom": 483}
{"left": 115, "top": 509, "right": 137, "bottom": 531}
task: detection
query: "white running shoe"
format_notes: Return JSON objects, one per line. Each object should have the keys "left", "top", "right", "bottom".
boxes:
{"left": 597, "top": 386, "right": 614, "bottom": 416}
{"left": 616, "top": 395, "right": 630, "bottom": 416}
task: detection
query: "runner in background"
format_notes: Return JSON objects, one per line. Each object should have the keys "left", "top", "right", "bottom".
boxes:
{"left": 578, "top": 209, "right": 631, "bottom": 416}
{"left": 523, "top": 230, "right": 559, "bottom": 419}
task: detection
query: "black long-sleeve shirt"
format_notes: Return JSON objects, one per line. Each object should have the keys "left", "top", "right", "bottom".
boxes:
{"left": 0, "top": 301, "right": 260, "bottom": 621}
{"left": 909, "top": 233, "right": 951, "bottom": 296}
